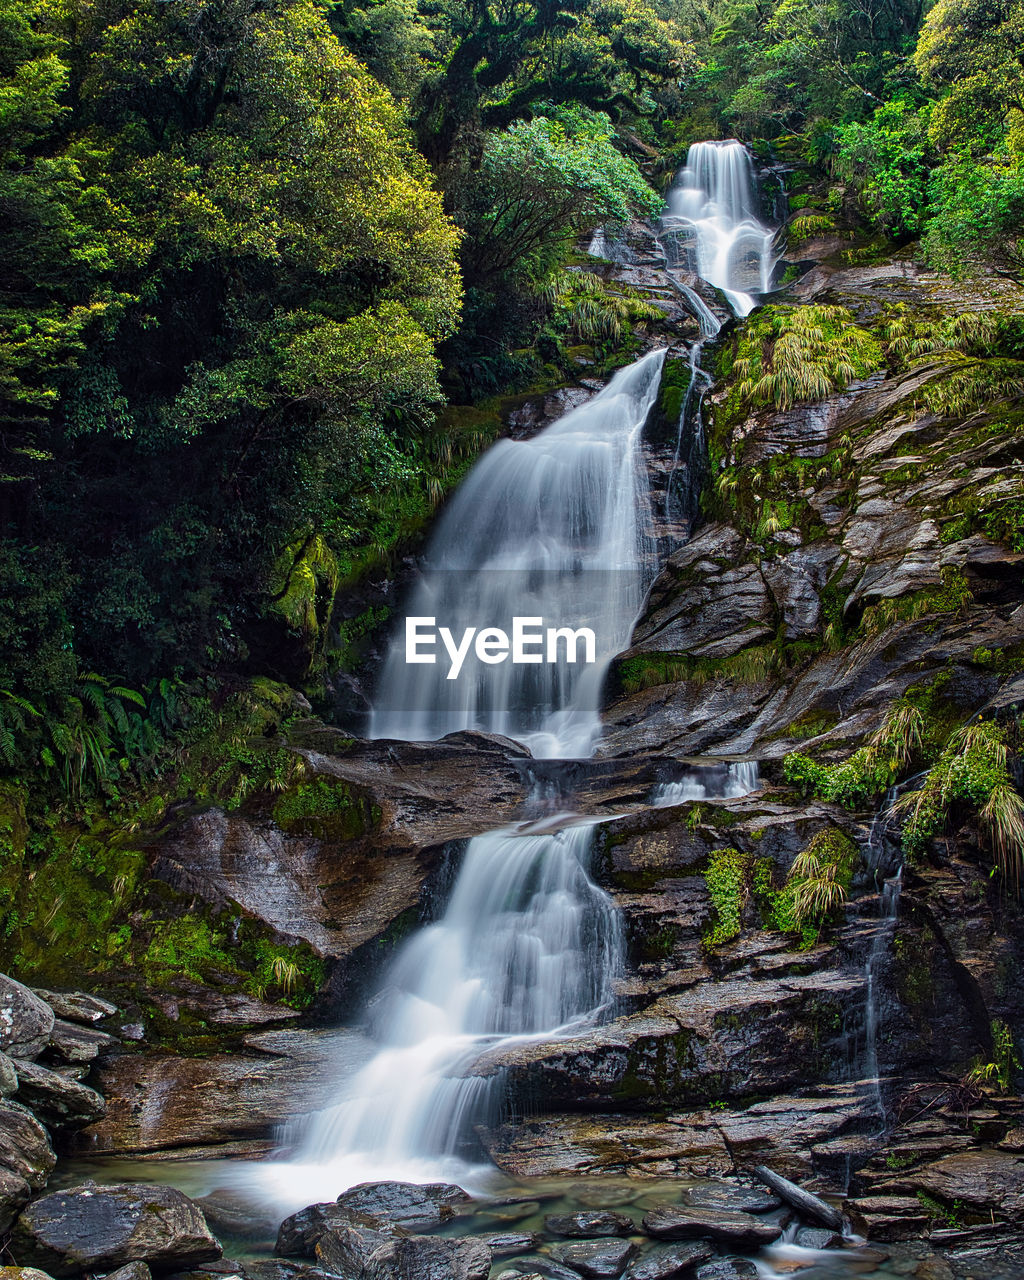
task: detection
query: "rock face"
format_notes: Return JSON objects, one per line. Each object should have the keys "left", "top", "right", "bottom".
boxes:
{"left": 11, "top": 1182, "right": 221, "bottom": 1275}
{"left": 76, "top": 1028, "right": 372, "bottom": 1155}
{"left": 0, "top": 1100, "right": 56, "bottom": 1190}
{"left": 0, "top": 978, "right": 54, "bottom": 1061}
{"left": 13, "top": 1059, "right": 106, "bottom": 1128}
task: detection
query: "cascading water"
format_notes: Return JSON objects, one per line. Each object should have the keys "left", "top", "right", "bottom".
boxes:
{"left": 251, "top": 149, "right": 779, "bottom": 1210}
{"left": 369, "top": 350, "right": 665, "bottom": 759}
{"left": 651, "top": 760, "right": 760, "bottom": 806}
{"left": 663, "top": 140, "right": 777, "bottom": 317}
{"left": 254, "top": 817, "right": 621, "bottom": 1208}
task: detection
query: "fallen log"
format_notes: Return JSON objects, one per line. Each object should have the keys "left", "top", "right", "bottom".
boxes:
{"left": 752, "top": 1164, "right": 846, "bottom": 1232}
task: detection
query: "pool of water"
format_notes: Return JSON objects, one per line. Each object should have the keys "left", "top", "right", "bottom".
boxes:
{"left": 54, "top": 1156, "right": 939, "bottom": 1280}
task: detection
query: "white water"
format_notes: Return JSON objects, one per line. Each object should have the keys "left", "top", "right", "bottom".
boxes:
{"left": 369, "top": 350, "right": 665, "bottom": 759}
{"left": 253, "top": 818, "right": 621, "bottom": 1208}
{"left": 651, "top": 760, "right": 760, "bottom": 806}
{"left": 664, "top": 140, "right": 776, "bottom": 317}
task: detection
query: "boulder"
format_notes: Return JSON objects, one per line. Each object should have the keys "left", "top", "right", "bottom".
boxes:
{"left": 549, "top": 1239, "right": 636, "bottom": 1278}
{"left": 545, "top": 1211, "right": 635, "bottom": 1238}
{"left": 277, "top": 1203, "right": 377, "bottom": 1258}
{"left": 0, "top": 1099, "right": 56, "bottom": 1189}
{"left": 846, "top": 1196, "right": 930, "bottom": 1242}
{"left": 100, "top": 1266, "right": 152, "bottom": 1280}
{"left": 484, "top": 1232, "right": 540, "bottom": 1258}
{"left": 336, "top": 1180, "right": 468, "bottom": 1229}
{"left": 362, "top": 1235, "right": 491, "bottom": 1280}
{"left": 13, "top": 1059, "right": 106, "bottom": 1128}
{"left": 0, "top": 1166, "right": 31, "bottom": 1233}
{"left": 509, "top": 1261, "right": 581, "bottom": 1280}
{"left": 625, "top": 1242, "right": 714, "bottom": 1280}
{"left": 795, "top": 1227, "right": 842, "bottom": 1248}
{"left": 315, "top": 1222, "right": 399, "bottom": 1275}
{"left": 31, "top": 991, "right": 117, "bottom": 1026}
{"left": 0, "top": 977, "right": 54, "bottom": 1060}
{"left": 694, "top": 1263, "right": 757, "bottom": 1280}
{"left": 77, "top": 1029, "right": 372, "bottom": 1156}
{"left": 47, "top": 1019, "right": 118, "bottom": 1064}
{"left": 681, "top": 1185, "right": 780, "bottom": 1214}
{"left": 0, "top": 1270, "right": 57, "bottom": 1280}
{"left": 901, "top": 1148, "right": 1024, "bottom": 1219}
{"left": 641, "top": 1206, "right": 781, "bottom": 1249}
{"left": 10, "top": 1182, "right": 221, "bottom": 1275}
{"left": 0, "top": 1051, "right": 18, "bottom": 1096}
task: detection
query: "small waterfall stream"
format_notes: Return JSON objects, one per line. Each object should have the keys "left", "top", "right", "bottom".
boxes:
{"left": 251, "top": 141, "right": 780, "bottom": 1207}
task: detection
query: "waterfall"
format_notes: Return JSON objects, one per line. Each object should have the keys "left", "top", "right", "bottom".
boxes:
{"left": 651, "top": 760, "right": 760, "bottom": 807}
{"left": 663, "top": 140, "right": 777, "bottom": 317}
{"left": 254, "top": 818, "right": 621, "bottom": 1208}
{"left": 370, "top": 349, "right": 665, "bottom": 759}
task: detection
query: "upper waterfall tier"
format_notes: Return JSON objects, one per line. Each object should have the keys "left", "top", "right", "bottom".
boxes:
{"left": 663, "top": 140, "right": 777, "bottom": 317}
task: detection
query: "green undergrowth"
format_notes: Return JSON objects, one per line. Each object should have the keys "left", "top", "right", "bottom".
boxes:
{"left": 702, "top": 826, "right": 858, "bottom": 951}
{"left": 727, "top": 304, "right": 882, "bottom": 415}
{"left": 0, "top": 677, "right": 366, "bottom": 1022}
{"left": 785, "top": 689, "right": 1024, "bottom": 889}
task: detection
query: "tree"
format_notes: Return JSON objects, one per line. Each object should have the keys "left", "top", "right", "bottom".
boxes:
{"left": 1, "top": 0, "right": 462, "bottom": 689}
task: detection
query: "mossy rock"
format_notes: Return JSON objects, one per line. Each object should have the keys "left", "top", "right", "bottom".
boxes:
{"left": 272, "top": 776, "right": 380, "bottom": 840}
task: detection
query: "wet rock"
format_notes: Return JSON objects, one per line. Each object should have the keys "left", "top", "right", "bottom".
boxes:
{"left": 641, "top": 1206, "right": 781, "bottom": 1248}
{"left": 315, "top": 1221, "right": 398, "bottom": 1274}
{"left": 694, "top": 1262, "right": 757, "bottom": 1280}
{"left": 245, "top": 1264, "right": 336, "bottom": 1280}
{"left": 681, "top": 1185, "right": 780, "bottom": 1214}
{"left": 101, "top": 1265, "right": 152, "bottom": 1280}
{"left": 794, "top": 1227, "right": 842, "bottom": 1248}
{"left": 474, "top": 973, "right": 858, "bottom": 1112}
{"left": 276, "top": 1202, "right": 379, "bottom": 1258}
{"left": 47, "top": 1019, "right": 118, "bottom": 1064}
{"left": 148, "top": 733, "right": 530, "bottom": 978}
{"left": 194, "top": 1191, "right": 279, "bottom": 1243}
{"left": 549, "top": 1239, "right": 637, "bottom": 1278}
{"left": 485, "top": 1232, "right": 541, "bottom": 1257}
{"left": 362, "top": 1234, "right": 491, "bottom": 1280}
{"left": 0, "top": 1051, "right": 17, "bottom": 1097}
{"left": 0, "top": 1166, "right": 31, "bottom": 1233}
{"left": 899, "top": 1148, "right": 1024, "bottom": 1218}
{"left": 846, "top": 1196, "right": 930, "bottom": 1242}
{"left": 545, "top": 1211, "right": 635, "bottom": 1238}
{"left": 624, "top": 1242, "right": 714, "bottom": 1280}
{"left": 511, "top": 1260, "right": 582, "bottom": 1280}
{"left": 11, "top": 1181, "right": 221, "bottom": 1275}
{"left": 77, "top": 1029, "right": 372, "bottom": 1155}
{"left": 31, "top": 990, "right": 117, "bottom": 1026}
{"left": 13, "top": 1058, "right": 106, "bottom": 1128}
{"left": 481, "top": 1113, "right": 732, "bottom": 1180}
{"left": 623, "top": 526, "right": 774, "bottom": 661}
{"left": 0, "top": 976, "right": 54, "bottom": 1060}
{"left": 0, "top": 1270, "right": 57, "bottom": 1280}
{"left": 0, "top": 1099, "right": 56, "bottom": 1189}
{"left": 337, "top": 1180, "right": 468, "bottom": 1229}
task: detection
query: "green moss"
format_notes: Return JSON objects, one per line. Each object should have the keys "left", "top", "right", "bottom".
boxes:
{"left": 272, "top": 776, "right": 379, "bottom": 840}
{"left": 703, "top": 848, "right": 751, "bottom": 946}
{"left": 858, "top": 567, "right": 973, "bottom": 636}
{"left": 618, "top": 644, "right": 781, "bottom": 695}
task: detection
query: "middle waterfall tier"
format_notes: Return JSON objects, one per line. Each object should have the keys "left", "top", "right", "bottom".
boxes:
{"left": 370, "top": 349, "right": 666, "bottom": 758}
